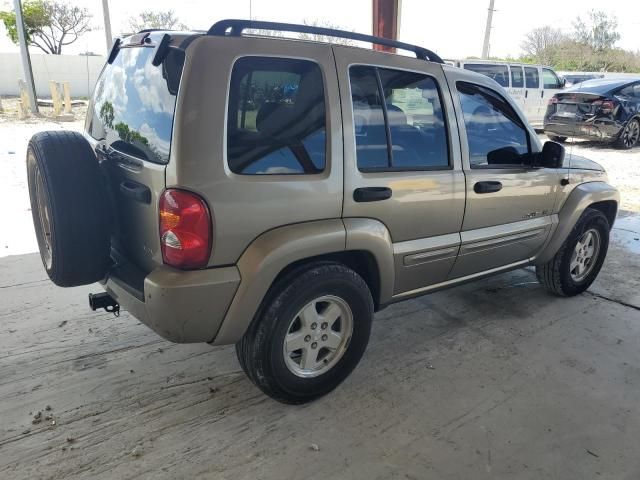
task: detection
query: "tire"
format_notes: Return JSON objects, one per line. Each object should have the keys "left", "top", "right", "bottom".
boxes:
{"left": 536, "top": 208, "right": 610, "bottom": 297}
{"left": 614, "top": 118, "right": 639, "bottom": 149}
{"left": 236, "top": 262, "right": 374, "bottom": 404}
{"left": 27, "top": 131, "right": 111, "bottom": 287}
{"left": 548, "top": 135, "right": 567, "bottom": 143}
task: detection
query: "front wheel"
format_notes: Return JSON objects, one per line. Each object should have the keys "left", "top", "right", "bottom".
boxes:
{"left": 536, "top": 208, "right": 610, "bottom": 296}
{"left": 236, "top": 262, "right": 373, "bottom": 404}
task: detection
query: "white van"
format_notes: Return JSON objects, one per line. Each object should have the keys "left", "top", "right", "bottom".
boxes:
{"left": 447, "top": 60, "right": 565, "bottom": 127}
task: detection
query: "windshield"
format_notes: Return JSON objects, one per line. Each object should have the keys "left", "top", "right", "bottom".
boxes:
{"left": 87, "top": 44, "right": 184, "bottom": 164}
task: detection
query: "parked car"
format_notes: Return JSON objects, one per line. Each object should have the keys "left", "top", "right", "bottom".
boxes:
{"left": 26, "top": 20, "right": 619, "bottom": 404}
{"left": 561, "top": 73, "right": 604, "bottom": 87}
{"left": 448, "top": 60, "right": 565, "bottom": 127}
{"left": 544, "top": 78, "right": 640, "bottom": 149}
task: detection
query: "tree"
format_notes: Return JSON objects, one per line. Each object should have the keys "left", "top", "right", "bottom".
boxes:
{"left": 128, "top": 10, "right": 187, "bottom": 32}
{"left": 573, "top": 10, "right": 620, "bottom": 52}
{"left": 520, "top": 26, "right": 565, "bottom": 65}
{"left": 298, "top": 19, "right": 354, "bottom": 46}
{"left": 0, "top": 0, "right": 92, "bottom": 54}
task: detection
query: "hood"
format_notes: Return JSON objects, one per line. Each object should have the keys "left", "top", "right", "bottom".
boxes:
{"left": 565, "top": 154, "right": 604, "bottom": 172}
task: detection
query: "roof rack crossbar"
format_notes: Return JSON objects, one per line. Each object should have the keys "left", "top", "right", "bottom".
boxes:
{"left": 207, "top": 19, "right": 444, "bottom": 64}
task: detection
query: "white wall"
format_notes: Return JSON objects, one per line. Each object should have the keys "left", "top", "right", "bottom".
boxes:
{"left": 0, "top": 53, "right": 106, "bottom": 98}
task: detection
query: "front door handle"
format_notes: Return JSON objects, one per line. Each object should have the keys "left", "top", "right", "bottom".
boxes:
{"left": 474, "top": 181, "right": 502, "bottom": 194}
{"left": 525, "top": 90, "right": 528, "bottom": 98}
{"left": 353, "top": 187, "right": 392, "bottom": 202}
{"left": 541, "top": 90, "right": 544, "bottom": 98}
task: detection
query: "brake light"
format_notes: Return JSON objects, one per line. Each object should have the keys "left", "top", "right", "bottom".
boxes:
{"left": 159, "top": 189, "right": 212, "bottom": 269}
{"left": 548, "top": 96, "right": 559, "bottom": 105}
{"left": 592, "top": 99, "right": 616, "bottom": 114}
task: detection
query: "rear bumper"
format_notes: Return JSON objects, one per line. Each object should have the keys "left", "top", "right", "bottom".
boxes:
{"left": 544, "top": 117, "right": 622, "bottom": 140}
{"left": 103, "top": 263, "right": 240, "bottom": 343}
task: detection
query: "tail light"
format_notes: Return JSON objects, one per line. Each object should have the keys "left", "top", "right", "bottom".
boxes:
{"left": 159, "top": 189, "right": 212, "bottom": 269}
{"left": 548, "top": 96, "right": 559, "bottom": 105}
{"left": 592, "top": 98, "right": 616, "bottom": 114}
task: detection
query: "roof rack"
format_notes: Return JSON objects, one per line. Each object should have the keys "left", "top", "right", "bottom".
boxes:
{"left": 207, "top": 19, "right": 444, "bottom": 64}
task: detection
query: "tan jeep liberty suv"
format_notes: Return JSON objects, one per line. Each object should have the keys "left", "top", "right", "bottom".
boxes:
{"left": 26, "top": 20, "right": 620, "bottom": 403}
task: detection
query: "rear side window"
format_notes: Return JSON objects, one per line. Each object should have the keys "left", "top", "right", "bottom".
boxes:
{"left": 349, "top": 66, "right": 449, "bottom": 171}
{"left": 88, "top": 45, "right": 183, "bottom": 164}
{"left": 524, "top": 67, "right": 540, "bottom": 88}
{"left": 457, "top": 82, "right": 530, "bottom": 168}
{"left": 510, "top": 66, "right": 524, "bottom": 88}
{"left": 227, "top": 57, "right": 326, "bottom": 175}
{"left": 463, "top": 64, "right": 509, "bottom": 87}
{"left": 542, "top": 68, "right": 561, "bottom": 89}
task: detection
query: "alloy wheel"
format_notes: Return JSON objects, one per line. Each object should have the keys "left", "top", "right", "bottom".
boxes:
{"left": 569, "top": 228, "right": 601, "bottom": 282}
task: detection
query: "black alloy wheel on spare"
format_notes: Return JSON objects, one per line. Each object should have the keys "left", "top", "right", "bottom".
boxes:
{"left": 27, "top": 131, "right": 112, "bottom": 287}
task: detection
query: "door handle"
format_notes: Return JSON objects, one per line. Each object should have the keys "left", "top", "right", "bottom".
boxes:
{"left": 353, "top": 187, "right": 392, "bottom": 202}
{"left": 541, "top": 90, "right": 544, "bottom": 98}
{"left": 474, "top": 181, "right": 502, "bottom": 194}
{"left": 120, "top": 180, "right": 151, "bottom": 204}
{"left": 525, "top": 90, "right": 528, "bottom": 98}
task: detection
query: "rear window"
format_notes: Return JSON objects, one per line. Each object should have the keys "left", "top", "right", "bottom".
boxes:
{"left": 87, "top": 45, "right": 183, "bottom": 164}
{"left": 463, "top": 64, "right": 509, "bottom": 87}
{"left": 226, "top": 57, "right": 326, "bottom": 175}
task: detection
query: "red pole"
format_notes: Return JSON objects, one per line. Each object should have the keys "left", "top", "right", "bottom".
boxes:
{"left": 372, "top": 0, "right": 400, "bottom": 53}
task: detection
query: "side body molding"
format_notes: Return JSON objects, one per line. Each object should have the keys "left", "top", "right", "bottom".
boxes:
{"left": 211, "top": 219, "right": 346, "bottom": 345}
{"left": 534, "top": 181, "right": 619, "bottom": 265}
{"left": 343, "top": 218, "right": 395, "bottom": 305}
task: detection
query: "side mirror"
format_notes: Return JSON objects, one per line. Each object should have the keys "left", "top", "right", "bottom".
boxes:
{"left": 560, "top": 77, "right": 567, "bottom": 88}
{"left": 538, "top": 141, "right": 565, "bottom": 168}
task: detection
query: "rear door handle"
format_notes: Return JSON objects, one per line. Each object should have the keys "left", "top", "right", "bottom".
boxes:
{"left": 541, "top": 90, "right": 544, "bottom": 98}
{"left": 474, "top": 181, "right": 502, "bottom": 194}
{"left": 525, "top": 90, "right": 528, "bottom": 98}
{"left": 120, "top": 180, "right": 151, "bottom": 204}
{"left": 353, "top": 187, "right": 392, "bottom": 202}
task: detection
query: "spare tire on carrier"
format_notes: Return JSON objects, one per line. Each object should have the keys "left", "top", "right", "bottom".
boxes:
{"left": 27, "top": 131, "right": 112, "bottom": 287}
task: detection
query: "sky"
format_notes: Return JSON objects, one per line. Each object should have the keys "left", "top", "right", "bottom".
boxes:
{"left": 0, "top": 0, "right": 639, "bottom": 58}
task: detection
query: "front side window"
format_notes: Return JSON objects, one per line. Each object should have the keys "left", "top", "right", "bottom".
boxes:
{"left": 524, "top": 67, "right": 540, "bottom": 88}
{"left": 542, "top": 68, "right": 561, "bottom": 89}
{"left": 457, "top": 82, "right": 530, "bottom": 168}
{"left": 349, "top": 66, "right": 449, "bottom": 171}
{"left": 464, "top": 64, "right": 509, "bottom": 87}
{"left": 227, "top": 57, "right": 326, "bottom": 175}
{"left": 510, "top": 66, "right": 524, "bottom": 88}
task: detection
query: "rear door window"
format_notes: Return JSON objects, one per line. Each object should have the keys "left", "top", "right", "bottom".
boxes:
{"left": 349, "top": 66, "right": 449, "bottom": 171}
{"left": 88, "top": 45, "right": 183, "bottom": 164}
{"left": 463, "top": 64, "right": 509, "bottom": 87}
{"left": 226, "top": 57, "right": 326, "bottom": 175}
{"left": 524, "top": 67, "right": 540, "bottom": 88}
{"left": 510, "top": 66, "right": 524, "bottom": 88}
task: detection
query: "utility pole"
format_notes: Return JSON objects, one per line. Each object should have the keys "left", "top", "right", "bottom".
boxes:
{"left": 13, "top": 0, "right": 38, "bottom": 114}
{"left": 101, "top": 0, "right": 113, "bottom": 53}
{"left": 481, "top": 0, "right": 495, "bottom": 59}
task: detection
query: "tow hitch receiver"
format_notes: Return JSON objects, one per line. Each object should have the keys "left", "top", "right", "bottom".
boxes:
{"left": 89, "top": 292, "right": 120, "bottom": 316}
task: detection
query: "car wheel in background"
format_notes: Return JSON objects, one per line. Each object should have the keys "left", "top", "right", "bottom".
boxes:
{"left": 614, "top": 118, "right": 639, "bottom": 149}
{"left": 27, "top": 131, "right": 112, "bottom": 287}
{"left": 536, "top": 208, "right": 610, "bottom": 297}
{"left": 236, "top": 262, "right": 373, "bottom": 404}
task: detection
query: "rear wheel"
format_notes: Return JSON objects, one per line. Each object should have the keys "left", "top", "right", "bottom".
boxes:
{"left": 614, "top": 118, "right": 639, "bottom": 149}
{"left": 236, "top": 262, "right": 373, "bottom": 404}
{"left": 27, "top": 131, "right": 112, "bottom": 287}
{"left": 548, "top": 135, "right": 567, "bottom": 143}
{"left": 536, "top": 208, "right": 610, "bottom": 296}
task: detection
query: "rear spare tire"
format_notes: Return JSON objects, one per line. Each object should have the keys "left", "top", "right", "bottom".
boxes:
{"left": 27, "top": 131, "right": 111, "bottom": 287}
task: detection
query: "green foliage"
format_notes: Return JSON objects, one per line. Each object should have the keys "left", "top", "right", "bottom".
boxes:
{"left": 0, "top": 0, "right": 92, "bottom": 54}
{"left": 518, "top": 10, "right": 639, "bottom": 72}
{"left": 128, "top": 10, "right": 187, "bottom": 32}
{"left": 114, "top": 122, "right": 149, "bottom": 147}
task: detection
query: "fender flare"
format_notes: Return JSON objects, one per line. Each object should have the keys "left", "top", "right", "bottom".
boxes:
{"left": 211, "top": 218, "right": 396, "bottom": 345}
{"left": 534, "top": 181, "right": 619, "bottom": 265}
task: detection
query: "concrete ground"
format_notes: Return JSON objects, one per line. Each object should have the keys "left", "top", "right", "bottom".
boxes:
{"left": 1, "top": 117, "right": 639, "bottom": 479}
